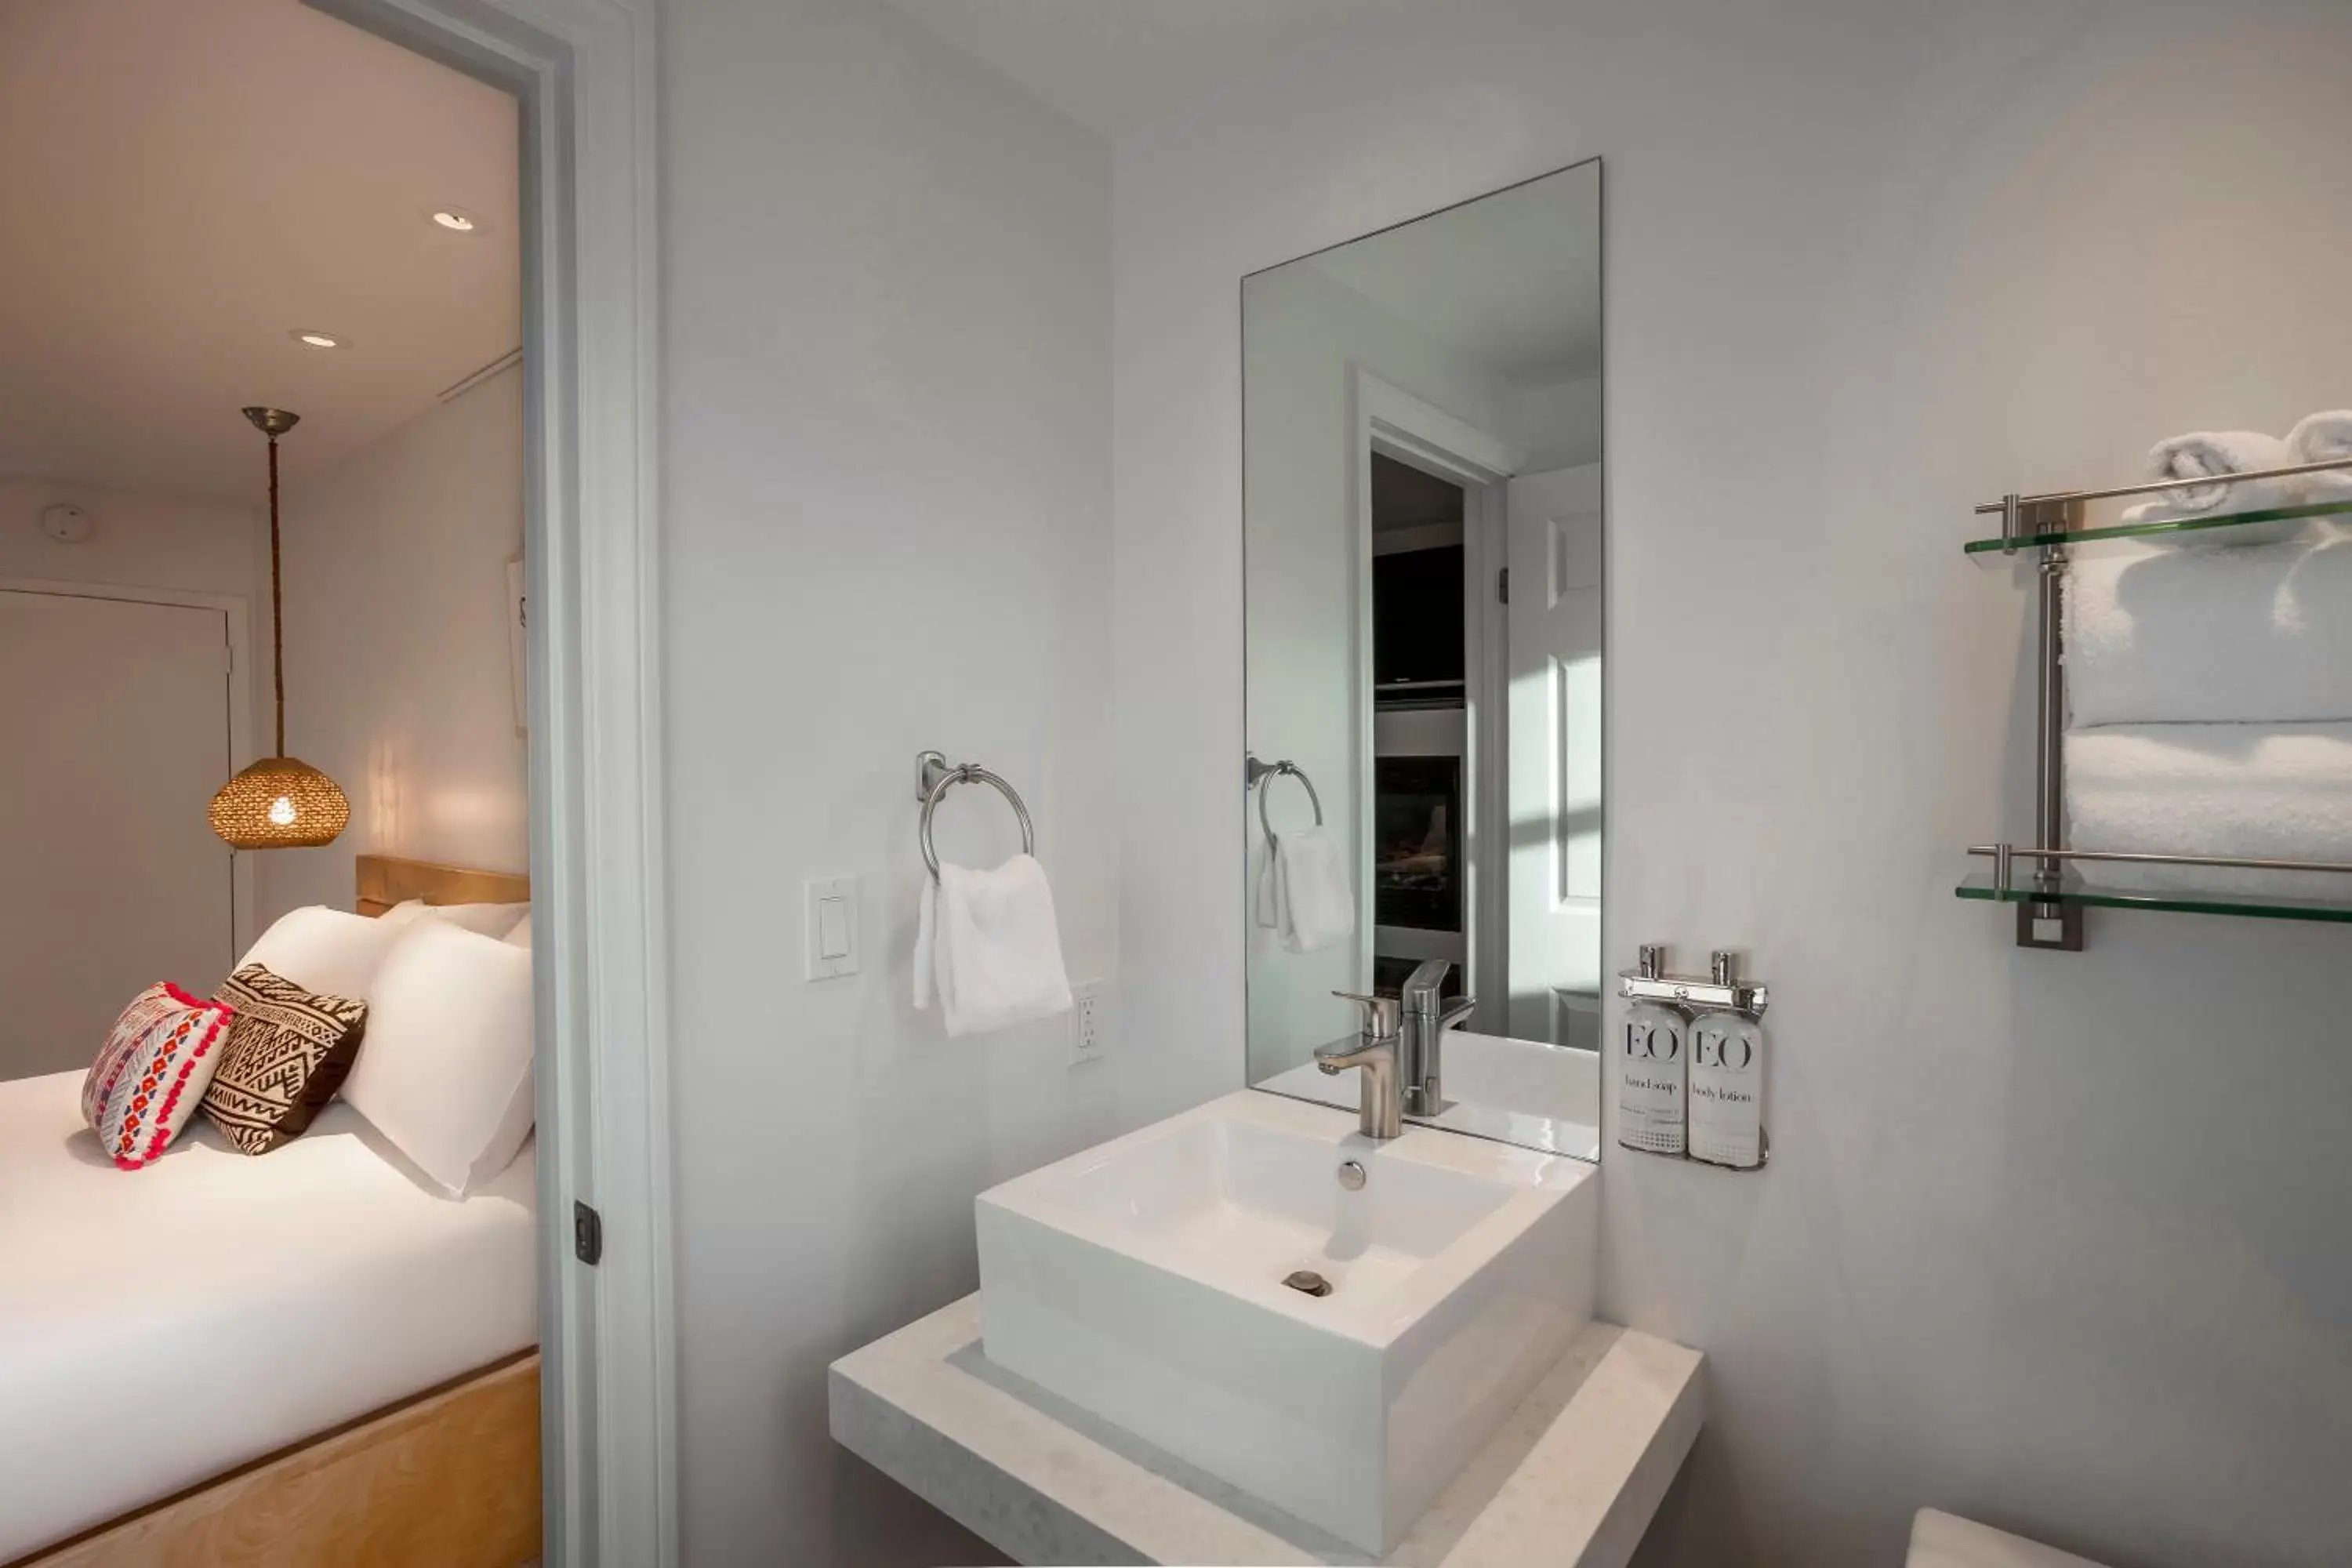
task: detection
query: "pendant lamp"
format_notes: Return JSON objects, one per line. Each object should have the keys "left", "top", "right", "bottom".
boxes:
{"left": 208, "top": 408, "right": 349, "bottom": 849}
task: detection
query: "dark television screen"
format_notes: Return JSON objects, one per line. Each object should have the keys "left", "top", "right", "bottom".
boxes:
{"left": 1372, "top": 545, "right": 1464, "bottom": 691}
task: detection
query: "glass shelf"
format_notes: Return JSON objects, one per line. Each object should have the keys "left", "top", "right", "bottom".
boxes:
{"left": 1955, "top": 873, "right": 2352, "bottom": 924}
{"left": 1962, "top": 498, "right": 2352, "bottom": 555}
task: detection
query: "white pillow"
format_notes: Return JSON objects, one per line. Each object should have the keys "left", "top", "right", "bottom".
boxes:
{"left": 238, "top": 906, "right": 408, "bottom": 1004}
{"left": 339, "top": 920, "right": 535, "bottom": 1197}
{"left": 381, "top": 898, "right": 530, "bottom": 939}
{"left": 502, "top": 911, "right": 532, "bottom": 949}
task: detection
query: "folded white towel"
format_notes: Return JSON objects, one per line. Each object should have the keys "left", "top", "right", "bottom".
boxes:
{"left": 2063, "top": 535, "right": 2352, "bottom": 726}
{"left": 2119, "top": 430, "right": 2307, "bottom": 545}
{"left": 2066, "top": 722, "right": 2352, "bottom": 896}
{"left": 1254, "top": 826, "right": 1355, "bottom": 955}
{"left": 2286, "top": 409, "right": 2352, "bottom": 509}
{"left": 913, "top": 854, "right": 1073, "bottom": 1037}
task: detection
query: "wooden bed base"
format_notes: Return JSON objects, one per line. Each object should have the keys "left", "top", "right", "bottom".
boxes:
{"left": 354, "top": 851, "right": 532, "bottom": 919}
{"left": 13, "top": 855, "right": 544, "bottom": 1568}
{"left": 13, "top": 1353, "right": 541, "bottom": 1568}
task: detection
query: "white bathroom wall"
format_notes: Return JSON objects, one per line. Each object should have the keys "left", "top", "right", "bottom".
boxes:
{"left": 1506, "top": 373, "right": 1602, "bottom": 472}
{"left": 1243, "top": 261, "right": 1524, "bottom": 1072}
{"left": 1112, "top": 3, "right": 2352, "bottom": 1566}
{"left": 658, "top": 2, "right": 1128, "bottom": 1562}
{"left": 254, "top": 364, "right": 527, "bottom": 924}
{"left": 0, "top": 475, "right": 255, "bottom": 599}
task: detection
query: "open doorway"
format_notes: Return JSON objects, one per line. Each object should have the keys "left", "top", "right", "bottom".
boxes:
{"left": 0, "top": 2, "right": 550, "bottom": 1561}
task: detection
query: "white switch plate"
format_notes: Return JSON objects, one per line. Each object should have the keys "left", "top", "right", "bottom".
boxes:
{"left": 1069, "top": 980, "right": 1105, "bottom": 1065}
{"left": 804, "top": 876, "right": 859, "bottom": 980}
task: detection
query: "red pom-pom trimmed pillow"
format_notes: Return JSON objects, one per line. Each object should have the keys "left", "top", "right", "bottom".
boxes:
{"left": 82, "top": 983, "right": 236, "bottom": 1170}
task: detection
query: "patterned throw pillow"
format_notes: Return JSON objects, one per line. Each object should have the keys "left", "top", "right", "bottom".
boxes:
{"left": 84, "top": 983, "right": 237, "bottom": 1170}
{"left": 199, "top": 964, "right": 369, "bottom": 1156}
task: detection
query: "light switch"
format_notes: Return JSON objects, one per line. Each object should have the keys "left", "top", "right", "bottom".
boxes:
{"left": 804, "top": 877, "right": 860, "bottom": 980}
{"left": 818, "top": 897, "right": 850, "bottom": 958}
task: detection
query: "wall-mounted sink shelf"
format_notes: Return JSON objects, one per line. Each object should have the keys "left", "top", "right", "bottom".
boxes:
{"left": 829, "top": 1294, "right": 1703, "bottom": 1567}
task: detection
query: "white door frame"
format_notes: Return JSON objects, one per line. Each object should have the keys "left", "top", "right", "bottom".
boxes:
{"left": 1352, "top": 371, "right": 1521, "bottom": 1011}
{"left": 303, "top": 3, "right": 671, "bottom": 1565}
{"left": 0, "top": 576, "right": 256, "bottom": 960}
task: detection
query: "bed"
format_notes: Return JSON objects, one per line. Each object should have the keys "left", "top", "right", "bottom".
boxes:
{"left": 0, "top": 855, "right": 541, "bottom": 1568}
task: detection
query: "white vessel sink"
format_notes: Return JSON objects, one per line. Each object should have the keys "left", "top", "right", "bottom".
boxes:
{"left": 976, "top": 1090, "right": 1597, "bottom": 1554}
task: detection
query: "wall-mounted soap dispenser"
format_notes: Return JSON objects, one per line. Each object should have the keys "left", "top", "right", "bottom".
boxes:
{"left": 1617, "top": 945, "right": 1687, "bottom": 1157}
{"left": 1686, "top": 951, "right": 1766, "bottom": 1171}
{"left": 1617, "top": 942, "right": 1770, "bottom": 1169}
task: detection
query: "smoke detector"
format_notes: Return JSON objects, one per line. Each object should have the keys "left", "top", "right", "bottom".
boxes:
{"left": 39, "top": 503, "right": 92, "bottom": 543}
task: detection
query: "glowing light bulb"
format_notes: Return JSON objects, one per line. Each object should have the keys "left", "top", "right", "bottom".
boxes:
{"left": 269, "top": 797, "right": 297, "bottom": 826}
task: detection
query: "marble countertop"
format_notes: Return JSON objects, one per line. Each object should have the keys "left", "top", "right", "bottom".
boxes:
{"left": 829, "top": 1294, "right": 1704, "bottom": 1567}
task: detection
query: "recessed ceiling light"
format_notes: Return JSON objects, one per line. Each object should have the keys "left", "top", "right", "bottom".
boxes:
{"left": 291, "top": 330, "right": 344, "bottom": 350}
{"left": 430, "top": 206, "right": 481, "bottom": 234}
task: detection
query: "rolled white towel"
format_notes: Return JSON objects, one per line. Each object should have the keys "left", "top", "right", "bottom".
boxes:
{"left": 2063, "top": 535, "right": 2352, "bottom": 726}
{"left": 2066, "top": 722, "right": 2352, "bottom": 898}
{"left": 2285, "top": 409, "right": 2352, "bottom": 507}
{"left": 2118, "top": 430, "right": 2308, "bottom": 545}
{"left": 2287, "top": 408, "right": 2352, "bottom": 464}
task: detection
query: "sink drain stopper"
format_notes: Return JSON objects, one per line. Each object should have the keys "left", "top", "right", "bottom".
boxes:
{"left": 1283, "top": 1269, "right": 1334, "bottom": 1298}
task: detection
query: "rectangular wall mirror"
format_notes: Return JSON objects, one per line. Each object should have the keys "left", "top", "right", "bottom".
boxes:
{"left": 1243, "top": 158, "right": 1602, "bottom": 1160}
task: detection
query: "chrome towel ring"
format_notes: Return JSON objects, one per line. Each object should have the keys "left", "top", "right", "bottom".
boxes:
{"left": 916, "top": 750, "right": 1036, "bottom": 879}
{"left": 1245, "top": 754, "right": 1323, "bottom": 842}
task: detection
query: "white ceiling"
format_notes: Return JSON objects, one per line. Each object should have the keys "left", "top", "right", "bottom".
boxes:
{"left": 0, "top": 0, "right": 519, "bottom": 502}
{"left": 881, "top": 0, "right": 1425, "bottom": 137}
{"left": 1305, "top": 161, "right": 1602, "bottom": 387}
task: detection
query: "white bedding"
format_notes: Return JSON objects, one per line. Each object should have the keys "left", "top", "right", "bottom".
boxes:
{"left": 0, "top": 1069, "right": 536, "bottom": 1560}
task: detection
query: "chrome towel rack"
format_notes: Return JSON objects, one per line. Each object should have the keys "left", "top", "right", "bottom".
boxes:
{"left": 915, "top": 750, "right": 1034, "bottom": 879}
{"left": 1245, "top": 754, "right": 1323, "bottom": 841}
{"left": 1958, "top": 452, "right": 2352, "bottom": 946}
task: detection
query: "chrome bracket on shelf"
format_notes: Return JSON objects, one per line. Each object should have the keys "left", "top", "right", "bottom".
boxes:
{"left": 1998, "top": 493, "right": 2082, "bottom": 557}
{"left": 2020, "top": 532, "right": 2083, "bottom": 951}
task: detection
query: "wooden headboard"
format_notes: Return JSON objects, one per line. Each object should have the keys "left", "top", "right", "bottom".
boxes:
{"left": 355, "top": 853, "right": 532, "bottom": 918}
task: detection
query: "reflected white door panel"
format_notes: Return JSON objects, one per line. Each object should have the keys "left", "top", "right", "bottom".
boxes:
{"left": 1504, "top": 463, "right": 1603, "bottom": 1045}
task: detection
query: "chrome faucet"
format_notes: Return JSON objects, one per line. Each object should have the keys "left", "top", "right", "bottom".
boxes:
{"left": 1319, "top": 992, "right": 1403, "bottom": 1139}
{"left": 1399, "top": 960, "right": 1477, "bottom": 1117}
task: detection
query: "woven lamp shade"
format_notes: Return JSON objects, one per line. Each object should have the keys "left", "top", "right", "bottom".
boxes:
{"left": 208, "top": 756, "right": 350, "bottom": 850}
{"left": 212, "top": 405, "right": 348, "bottom": 851}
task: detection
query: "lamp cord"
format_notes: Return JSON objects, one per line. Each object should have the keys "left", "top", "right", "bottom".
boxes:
{"left": 267, "top": 431, "right": 285, "bottom": 757}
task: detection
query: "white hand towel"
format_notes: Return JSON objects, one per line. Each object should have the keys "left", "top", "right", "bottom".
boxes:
{"left": 912, "top": 854, "right": 1073, "bottom": 1037}
{"left": 2066, "top": 722, "right": 2352, "bottom": 897}
{"left": 2063, "top": 535, "right": 2352, "bottom": 726}
{"left": 1268, "top": 826, "right": 1355, "bottom": 955}
{"left": 2119, "top": 430, "right": 2307, "bottom": 545}
{"left": 2285, "top": 410, "right": 2352, "bottom": 508}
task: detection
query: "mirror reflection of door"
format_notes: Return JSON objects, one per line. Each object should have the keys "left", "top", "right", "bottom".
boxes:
{"left": 1504, "top": 463, "right": 1602, "bottom": 1051}
{"left": 1243, "top": 159, "right": 1604, "bottom": 1160}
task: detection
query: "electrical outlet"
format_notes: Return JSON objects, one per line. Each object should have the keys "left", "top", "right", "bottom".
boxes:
{"left": 1069, "top": 980, "right": 1106, "bottom": 1065}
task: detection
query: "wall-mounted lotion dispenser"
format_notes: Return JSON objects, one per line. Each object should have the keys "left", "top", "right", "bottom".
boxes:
{"left": 1686, "top": 949, "right": 1765, "bottom": 1170}
{"left": 1617, "top": 944, "right": 1687, "bottom": 1156}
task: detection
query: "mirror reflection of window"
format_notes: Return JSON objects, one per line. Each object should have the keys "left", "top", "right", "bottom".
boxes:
{"left": 1243, "top": 159, "right": 1602, "bottom": 1162}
